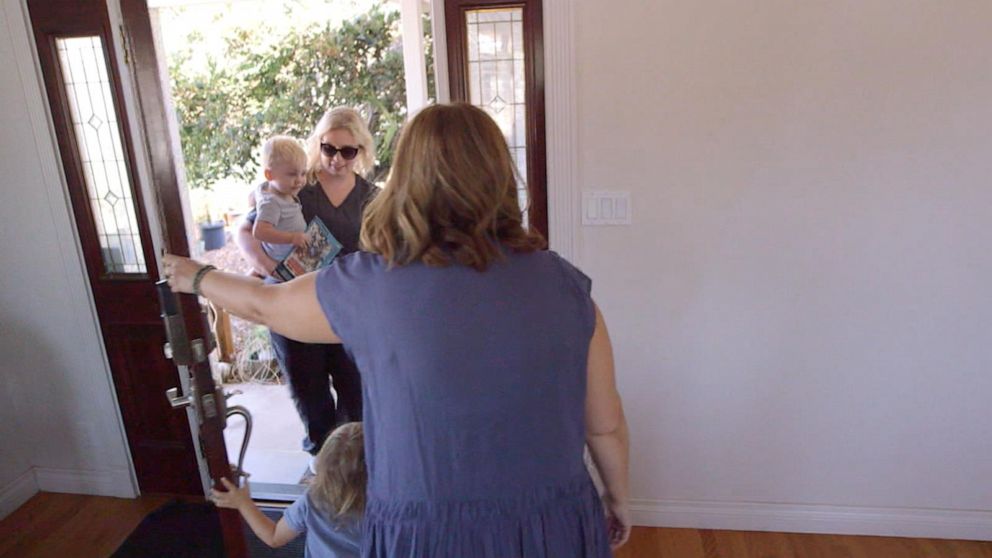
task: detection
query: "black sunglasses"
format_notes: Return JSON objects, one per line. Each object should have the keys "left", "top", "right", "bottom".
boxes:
{"left": 320, "top": 143, "right": 361, "bottom": 160}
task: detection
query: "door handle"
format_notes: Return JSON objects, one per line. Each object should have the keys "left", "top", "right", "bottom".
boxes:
{"left": 225, "top": 404, "right": 253, "bottom": 485}
{"left": 166, "top": 387, "right": 193, "bottom": 409}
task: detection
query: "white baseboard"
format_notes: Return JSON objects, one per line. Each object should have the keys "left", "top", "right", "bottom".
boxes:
{"left": 0, "top": 470, "right": 39, "bottom": 519}
{"left": 631, "top": 498, "right": 992, "bottom": 541}
{"left": 34, "top": 467, "right": 137, "bottom": 499}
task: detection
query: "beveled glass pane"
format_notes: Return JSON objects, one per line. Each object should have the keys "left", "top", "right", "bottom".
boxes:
{"left": 468, "top": 62, "right": 481, "bottom": 105}
{"left": 504, "top": 104, "right": 518, "bottom": 148}
{"left": 518, "top": 188, "right": 529, "bottom": 227}
{"left": 479, "top": 61, "right": 498, "bottom": 107}
{"left": 466, "top": 8, "right": 528, "bottom": 212}
{"left": 496, "top": 60, "right": 514, "bottom": 106}
{"left": 514, "top": 104, "right": 526, "bottom": 148}
{"left": 479, "top": 23, "right": 496, "bottom": 60}
{"left": 493, "top": 22, "right": 512, "bottom": 59}
{"left": 514, "top": 59, "right": 525, "bottom": 103}
{"left": 478, "top": 10, "right": 512, "bottom": 23}
{"left": 57, "top": 36, "right": 146, "bottom": 274}
{"left": 467, "top": 21, "right": 479, "bottom": 61}
{"left": 489, "top": 104, "right": 512, "bottom": 144}
{"left": 512, "top": 22, "right": 524, "bottom": 60}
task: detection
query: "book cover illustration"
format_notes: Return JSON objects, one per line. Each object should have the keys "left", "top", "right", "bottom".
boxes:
{"left": 272, "top": 216, "right": 342, "bottom": 282}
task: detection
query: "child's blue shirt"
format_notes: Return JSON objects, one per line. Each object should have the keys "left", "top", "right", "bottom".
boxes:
{"left": 282, "top": 491, "right": 360, "bottom": 558}
{"left": 255, "top": 181, "right": 306, "bottom": 262}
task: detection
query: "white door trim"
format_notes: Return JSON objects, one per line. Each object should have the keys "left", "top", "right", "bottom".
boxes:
{"left": 543, "top": 0, "right": 580, "bottom": 264}
{"left": 429, "top": 0, "right": 450, "bottom": 104}
{"left": 400, "top": 0, "right": 429, "bottom": 115}
{"left": 426, "top": 1, "right": 579, "bottom": 261}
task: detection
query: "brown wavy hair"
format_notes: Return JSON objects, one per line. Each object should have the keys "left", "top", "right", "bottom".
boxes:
{"left": 309, "top": 422, "right": 366, "bottom": 518}
{"left": 360, "top": 103, "right": 545, "bottom": 270}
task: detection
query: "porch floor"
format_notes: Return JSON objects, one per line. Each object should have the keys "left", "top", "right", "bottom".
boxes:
{"left": 223, "top": 383, "right": 308, "bottom": 487}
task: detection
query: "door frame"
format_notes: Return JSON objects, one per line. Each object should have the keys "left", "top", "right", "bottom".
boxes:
{"left": 444, "top": 0, "right": 549, "bottom": 239}
{"left": 540, "top": 0, "right": 579, "bottom": 263}
{"left": 430, "top": 0, "right": 578, "bottom": 260}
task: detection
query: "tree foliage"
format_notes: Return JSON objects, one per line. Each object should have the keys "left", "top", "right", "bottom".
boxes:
{"left": 169, "top": 5, "right": 409, "bottom": 189}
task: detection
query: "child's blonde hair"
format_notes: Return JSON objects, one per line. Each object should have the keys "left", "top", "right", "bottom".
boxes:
{"left": 310, "top": 422, "right": 366, "bottom": 518}
{"left": 261, "top": 135, "right": 307, "bottom": 170}
{"left": 305, "top": 107, "right": 376, "bottom": 182}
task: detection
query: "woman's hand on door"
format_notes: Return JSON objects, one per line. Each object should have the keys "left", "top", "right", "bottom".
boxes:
{"left": 162, "top": 253, "right": 202, "bottom": 293}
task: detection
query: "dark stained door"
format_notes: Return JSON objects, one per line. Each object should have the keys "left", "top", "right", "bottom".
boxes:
{"left": 28, "top": 1, "right": 247, "bottom": 555}
{"left": 26, "top": 0, "right": 202, "bottom": 496}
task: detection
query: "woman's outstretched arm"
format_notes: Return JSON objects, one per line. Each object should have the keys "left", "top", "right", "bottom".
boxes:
{"left": 584, "top": 303, "right": 631, "bottom": 549}
{"left": 163, "top": 254, "right": 339, "bottom": 344}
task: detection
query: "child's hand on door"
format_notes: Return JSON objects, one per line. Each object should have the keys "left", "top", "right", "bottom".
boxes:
{"left": 210, "top": 476, "right": 252, "bottom": 511}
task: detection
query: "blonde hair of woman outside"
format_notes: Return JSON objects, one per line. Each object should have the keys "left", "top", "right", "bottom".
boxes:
{"left": 361, "top": 103, "right": 546, "bottom": 271}
{"left": 305, "top": 106, "right": 376, "bottom": 183}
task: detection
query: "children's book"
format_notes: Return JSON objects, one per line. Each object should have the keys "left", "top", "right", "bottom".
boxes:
{"left": 272, "top": 216, "right": 342, "bottom": 282}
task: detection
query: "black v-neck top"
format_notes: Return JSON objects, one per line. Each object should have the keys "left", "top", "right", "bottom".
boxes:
{"left": 298, "top": 174, "right": 378, "bottom": 255}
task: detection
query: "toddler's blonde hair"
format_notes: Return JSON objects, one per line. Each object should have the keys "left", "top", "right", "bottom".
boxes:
{"left": 310, "top": 422, "right": 366, "bottom": 518}
{"left": 261, "top": 135, "right": 307, "bottom": 171}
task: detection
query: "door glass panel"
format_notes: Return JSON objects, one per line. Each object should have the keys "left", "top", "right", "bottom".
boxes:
{"left": 56, "top": 36, "right": 147, "bottom": 274}
{"left": 465, "top": 8, "right": 528, "bottom": 222}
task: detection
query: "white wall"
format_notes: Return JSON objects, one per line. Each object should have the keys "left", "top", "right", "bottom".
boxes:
{"left": 0, "top": 0, "right": 136, "bottom": 519}
{"left": 574, "top": 0, "right": 992, "bottom": 539}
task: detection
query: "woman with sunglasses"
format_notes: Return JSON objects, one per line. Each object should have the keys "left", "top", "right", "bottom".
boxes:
{"left": 236, "top": 107, "right": 377, "bottom": 473}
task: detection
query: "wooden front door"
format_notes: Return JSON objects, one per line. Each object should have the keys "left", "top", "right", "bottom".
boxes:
{"left": 27, "top": 2, "right": 247, "bottom": 554}
{"left": 26, "top": 0, "right": 203, "bottom": 495}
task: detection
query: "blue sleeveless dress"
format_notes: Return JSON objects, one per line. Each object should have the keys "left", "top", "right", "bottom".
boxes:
{"left": 315, "top": 249, "right": 610, "bottom": 557}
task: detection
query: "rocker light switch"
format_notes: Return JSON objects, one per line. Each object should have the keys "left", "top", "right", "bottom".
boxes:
{"left": 582, "top": 191, "right": 631, "bottom": 225}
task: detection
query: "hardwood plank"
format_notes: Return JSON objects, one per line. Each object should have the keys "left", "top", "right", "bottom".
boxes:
{"left": 2, "top": 492, "right": 991, "bottom": 558}
{"left": 0, "top": 492, "right": 172, "bottom": 558}
{"left": 615, "top": 526, "right": 992, "bottom": 558}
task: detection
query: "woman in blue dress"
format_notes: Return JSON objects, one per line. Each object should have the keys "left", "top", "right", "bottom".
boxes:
{"left": 164, "top": 102, "right": 631, "bottom": 557}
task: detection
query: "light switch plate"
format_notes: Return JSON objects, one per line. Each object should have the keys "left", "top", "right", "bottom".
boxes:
{"left": 582, "top": 191, "right": 631, "bottom": 225}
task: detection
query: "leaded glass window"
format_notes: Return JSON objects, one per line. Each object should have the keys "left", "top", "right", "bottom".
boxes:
{"left": 57, "top": 36, "right": 147, "bottom": 274}
{"left": 465, "top": 8, "right": 529, "bottom": 218}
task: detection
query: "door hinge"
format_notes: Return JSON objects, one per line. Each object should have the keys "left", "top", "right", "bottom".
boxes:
{"left": 119, "top": 24, "right": 131, "bottom": 66}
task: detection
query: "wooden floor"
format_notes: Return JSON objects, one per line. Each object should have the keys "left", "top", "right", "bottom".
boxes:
{"left": 1, "top": 492, "right": 990, "bottom": 557}
{"left": 613, "top": 524, "right": 992, "bottom": 558}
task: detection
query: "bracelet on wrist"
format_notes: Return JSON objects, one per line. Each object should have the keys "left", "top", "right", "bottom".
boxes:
{"left": 192, "top": 264, "right": 217, "bottom": 296}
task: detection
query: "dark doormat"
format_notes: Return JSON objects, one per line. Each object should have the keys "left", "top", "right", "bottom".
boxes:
{"left": 111, "top": 500, "right": 304, "bottom": 557}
